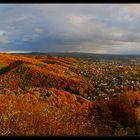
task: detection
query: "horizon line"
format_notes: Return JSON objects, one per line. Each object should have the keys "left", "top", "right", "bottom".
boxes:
{"left": 0, "top": 51, "right": 140, "bottom": 55}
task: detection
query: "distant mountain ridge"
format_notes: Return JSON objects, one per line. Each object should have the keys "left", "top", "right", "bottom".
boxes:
{"left": 1, "top": 51, "right": 140, "bottom": 61}
{"left": 8, "top": 51, "right": 140, "bottom": 61}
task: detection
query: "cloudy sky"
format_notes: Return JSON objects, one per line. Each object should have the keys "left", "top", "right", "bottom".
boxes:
{"left": 0, "top": 4, "right": 140, "bottom": 54}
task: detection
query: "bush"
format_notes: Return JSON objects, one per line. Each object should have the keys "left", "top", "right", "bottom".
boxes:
{"left": 37, "top": 63, "right": 46, "bottom": 68}
{"left": 40, "top": 90, "right": 53, "bottom": 100}
{"left": 108, "top": 92, "right": 140, "bottom": 127}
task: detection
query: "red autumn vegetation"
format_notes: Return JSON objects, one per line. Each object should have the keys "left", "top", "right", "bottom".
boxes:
{"left": 0, "top": 53, "right": 139, "bottom": 136}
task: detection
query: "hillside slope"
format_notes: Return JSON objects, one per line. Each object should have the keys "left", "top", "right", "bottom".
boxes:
{"left": 0, "top": 54, "right": 88, "bottom": 97}
{"left": 0, "top": 54, "right": 140, "bottom": 136}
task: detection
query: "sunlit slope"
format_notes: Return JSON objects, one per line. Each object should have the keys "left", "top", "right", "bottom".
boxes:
{"left": 0, "top": 53, "right": 44, "bottom": 66}
{"left": 0, "top": 54, "right": 88, "bottom": 96}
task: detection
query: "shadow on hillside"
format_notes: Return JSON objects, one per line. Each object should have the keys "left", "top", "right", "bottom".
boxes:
{"left": 0, "top": 60, "right": 25, "bottom": 75}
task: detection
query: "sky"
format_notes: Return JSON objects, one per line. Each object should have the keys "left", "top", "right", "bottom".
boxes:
{"left": 0, "top": 4, "right": 140, "bottom": 54}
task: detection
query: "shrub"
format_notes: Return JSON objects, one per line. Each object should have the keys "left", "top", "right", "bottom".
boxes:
{"left": 37, "top": 63, "right": 46, "bottom": 68}
{"left": 40, "top": 90, "right": 53, "bottom": 100}
{"left": 108, "top": 92, "right": 140, "bottom": 127}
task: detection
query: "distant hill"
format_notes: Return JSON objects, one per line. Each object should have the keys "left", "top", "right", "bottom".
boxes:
{"left": 10, "top": 52, "right": 140, "bottom": 61}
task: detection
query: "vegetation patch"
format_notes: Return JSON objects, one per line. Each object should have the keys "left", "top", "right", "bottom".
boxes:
{"left": 37, "top": 63, "right": 46, "bottom": 68}
{"left": 40, "top": 90, "right": 53, "bottom": 100}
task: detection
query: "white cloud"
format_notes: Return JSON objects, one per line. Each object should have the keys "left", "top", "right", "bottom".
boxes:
{"left": 0, "top": 30, "right": 10, "bottom": 44}
{"left": 34, "top": 28, "right": 44, "bottom": 34}
{"left": 68, "top": 15, "right": 92, "bottom": 25}
{"left": 0, "top": 30, "right": 6, "bottom": 36}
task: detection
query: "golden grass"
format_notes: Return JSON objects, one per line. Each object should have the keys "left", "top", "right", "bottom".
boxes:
{"left": 0, "top": 89, "right": 96, "bottom": 136}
